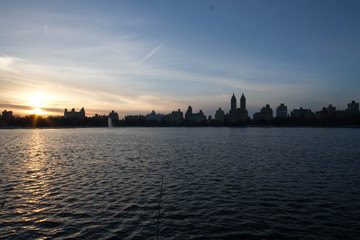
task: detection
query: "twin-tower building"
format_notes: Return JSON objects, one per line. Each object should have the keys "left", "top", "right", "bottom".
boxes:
{"left": 229, "top": 93, "right": 249, "bottom": 124}
{"left": 215, "top": 93, "right": 249, "bottom": 124}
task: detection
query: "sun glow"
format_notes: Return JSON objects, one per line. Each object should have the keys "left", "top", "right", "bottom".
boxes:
{"left": 31, "top": 108, "right": 46, "bottom": 115}
{"left": 29, "top": 95, "right": 46, "bottom": 108}
{"left": 26, "top": 94, "right": 50, "bottom": 116}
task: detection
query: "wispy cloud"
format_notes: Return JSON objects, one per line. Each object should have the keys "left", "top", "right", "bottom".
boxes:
{"left": 0, "top": 56, "right": 20, "bottom": 73}
{"left": 138, "top": 42, "right": 164, "bottom": 63}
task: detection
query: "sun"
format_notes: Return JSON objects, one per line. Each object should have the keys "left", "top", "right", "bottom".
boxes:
{"left": 26, "top": 93, "right": 50, "bottom": 116}
{"left": 31, "top": 108, "right": 45, "bottom": 115}
{"left": 29, "top": 95, "right": 45, "bottom": 109}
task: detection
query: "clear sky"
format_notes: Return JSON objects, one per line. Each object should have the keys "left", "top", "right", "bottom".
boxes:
{"left": 1, "top": 0, "right": 359, "bottom": 117}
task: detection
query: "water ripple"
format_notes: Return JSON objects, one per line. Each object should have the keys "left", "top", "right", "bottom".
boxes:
{"left": 1, "top": 128, "right": 360, "bottom": 239}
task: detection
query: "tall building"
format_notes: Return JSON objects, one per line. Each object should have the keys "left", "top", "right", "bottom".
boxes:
{"left": 192, "top": 110, "right": 206, "bottom": 123}
{"left": 185, "top": 106, "right": 193, "bottom": 120}
{"left": 347, "top": 101, "right": 359, "bottom": 112}
{"left": 327, "top": 104, "right": 336, "bottom": 113}
{"left": 185, "top": 106, "right": 206, "bottom": 123}
{"left": 109, "top": 110, "right": 119, "bottom": 121}
{"left": 146, "top": 110, "right": 163, "bottom": 122}
{"left": 231, "top": 94, "right": 236, "bottom": 112}
{"left": 291, "top": 107, "right": 314, "bottom": 119}
{"left": 2, "top": 110, "right": 13, "bottom": 120}
{"left": 215, "top": 108, "right": 225, "bottom": 123}
{"left": 253, "top": 104, "right": 273, "bottom": 121}
{"left": 315, "top": 105, "right": 336, "bottom": 120}
{"left": 162, "top": 109, "right": 184, "bottom": 125}
{"left": 240, "top": 93, "right": 246, "bottom": 110}
{"left": 229, "top": 93, "right": 249, "bottom": 124}
{"left": 64, "top": 108, "right": 85, "bottom": 118}
{"left": 276, "top": 103, "right": 287, "bottom": 119}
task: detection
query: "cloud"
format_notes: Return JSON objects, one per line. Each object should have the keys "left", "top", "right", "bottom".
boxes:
{"left": 0, "top": 56, "right": 20, "bottom": 73}
{"left": 138, "top": 42, "right": 164, "bottom": 63}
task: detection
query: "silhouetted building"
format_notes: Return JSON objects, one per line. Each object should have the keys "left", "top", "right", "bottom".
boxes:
{"left": 124, "top": 115, "right": 146, "bottom": 125}
{"left": 347, "top": 101, "right": 359, "bottom": 112}
{"left": 185, "top": 106, "right": 193, "bottom": 120}
{"left": 185, "top": 106, "right": 206, "bottom": 123}
{"left": 327, "top": 104, "right": 336, "bottom": 114}
{"left": 163, "top": 109, "right": 184, "bottom": 125}
{"left": 193, "top": 110, "right": 206, "bottom": 123}
{"left": 229, "top": 93, "right": 249, "bottom": 124}
{"left": 276, "top": 103, "right": 287, "bottom": 119}
{"left": 315, "top": 104, "right": 337, "bottom": 120}
{"left": 2, "top": 110, "right": 13, "bottom": 120}
{"left": 215, "top": 107, "right": 225, "bottom": 123}
{"left": 145, "top": 110, "right": 163, "bottom": 122}
{"left": 240, "top": 93, "right": 246, "bottom": 111}
{"left": 253, "top": 104, "right": 273, "bottom": 122}
{"left": 315, "top": 106, "right": 336, "bottom": 120}
{"left": 109, "top": 110, "right": 119, "bottom": 121}
{"left": 94, "top": 114, "right": 107, "bottom": 120}
{"left": 124, "top": 115, "right": 145, "bottom": 121}
{"left": 291, "top": 107, "right": 314, "bottom": 119}
{"left": 64, "top": 108, "right": 85, "bottom": 118}
{"left": 231, "top": 94, "right": 236, "bottom": 111}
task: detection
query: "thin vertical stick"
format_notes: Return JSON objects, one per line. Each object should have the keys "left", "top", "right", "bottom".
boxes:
{"left": 156, "top": 175, "right": 163, "bottom": 240}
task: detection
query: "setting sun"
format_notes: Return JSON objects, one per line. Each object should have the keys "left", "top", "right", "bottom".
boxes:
{"left": 25, "top": 93, "right": 52, "bottom": 116}
{"left": 29, "top": 95, "right": 46, "bottom": 109}
{"left": 31, "top": 108, "right": 46, "bottom": 115}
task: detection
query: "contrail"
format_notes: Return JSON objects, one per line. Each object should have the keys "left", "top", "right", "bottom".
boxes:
{"left": 138, "top": 42, "right": 164, "bottom": 63}
{"left": 43, "top": 23, "right": 48, "bottom": 36}
{"left": 143, "top": 60, "right": 183, "bottom": 69}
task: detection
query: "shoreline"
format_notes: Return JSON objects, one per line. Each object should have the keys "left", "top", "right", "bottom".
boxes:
{"left": 1, "top": 125, "right": 359, "bottom": 130}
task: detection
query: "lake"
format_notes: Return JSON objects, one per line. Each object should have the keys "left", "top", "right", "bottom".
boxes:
{"left": 1, "top": 127, "right": 360, "bottom": 239}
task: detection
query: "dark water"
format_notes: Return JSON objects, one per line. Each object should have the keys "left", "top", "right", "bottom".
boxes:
{"left": 1, "top": 127, "right": 360, "bottom": 239}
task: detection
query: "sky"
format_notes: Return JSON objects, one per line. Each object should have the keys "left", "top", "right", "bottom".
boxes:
{"left": 1, "top": 0, "right": 360, "bottom": 118}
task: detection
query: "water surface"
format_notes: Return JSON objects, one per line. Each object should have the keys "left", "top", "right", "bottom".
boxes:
{"left": 1, "top": 127, "right": 360, "bottom": 239}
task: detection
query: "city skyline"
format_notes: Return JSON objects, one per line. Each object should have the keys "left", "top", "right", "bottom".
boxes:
{"left": 3, "top": 93, "right": 359, "bottom": 123}
{"left": 58, "top": 96, "right": 360, "bottom": 119}
{"left": 1, "top": 1, "right": 360, "bottom": 117}
{"left": 2, "top": 94, "right": 359, "bottom": 128}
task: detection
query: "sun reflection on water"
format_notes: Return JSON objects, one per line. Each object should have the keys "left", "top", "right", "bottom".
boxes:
{"left": 15, "top": 130, "right": 56, "bottom": 234}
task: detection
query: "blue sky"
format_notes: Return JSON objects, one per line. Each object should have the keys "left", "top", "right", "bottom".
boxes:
{"left": 1, "top": 0, "right": 359, "bottom": 117}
